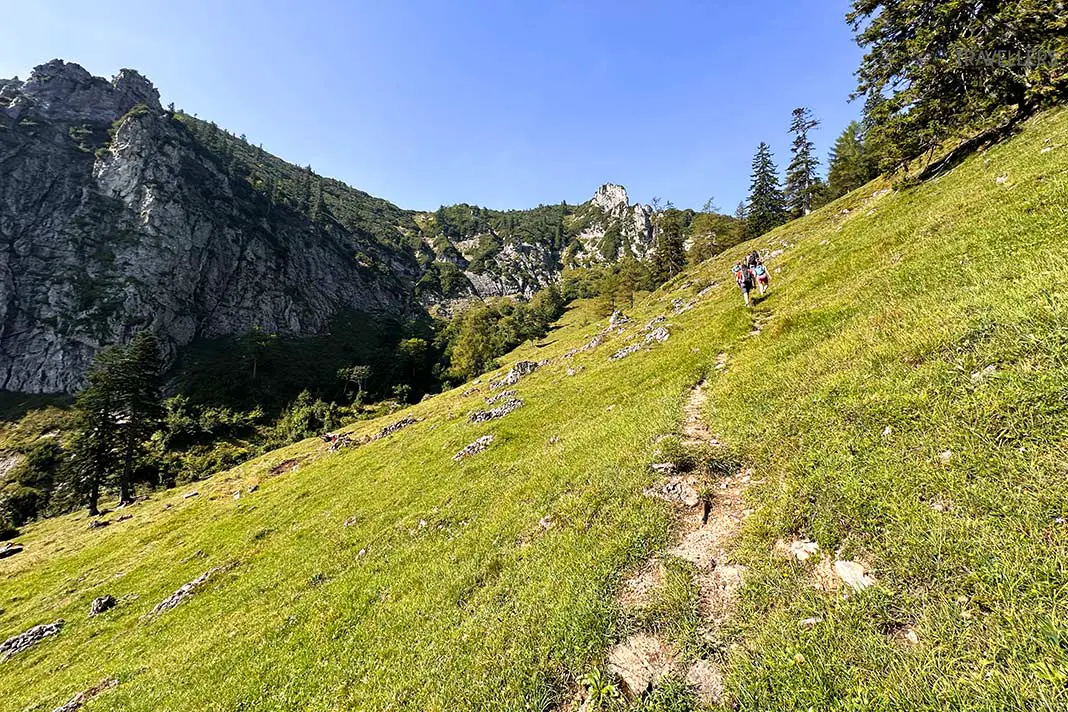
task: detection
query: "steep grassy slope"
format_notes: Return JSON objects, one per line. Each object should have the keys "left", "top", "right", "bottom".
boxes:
{"left": 1, "top": 108, "right": 1066, "bottom": 711}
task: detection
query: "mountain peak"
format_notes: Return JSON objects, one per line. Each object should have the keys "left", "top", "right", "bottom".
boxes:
{"left": 6, "top": 59, "right": 160, "bottom": 123}
{"left": 591, "top": 183, "right": 630, "bottom": 212}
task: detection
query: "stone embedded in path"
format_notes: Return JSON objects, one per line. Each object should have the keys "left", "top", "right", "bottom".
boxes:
{"left": 51, "top": 677, "right": 118, "bottom": 712}
{"left": 490, "top": 361, "right": 539, "bottom": 390}
{"left": 149, "top": 565, "right": 232, "bottom": 617}
{"left": 643, "top": 476, "right": 700, "bottom": 508}
{"left": 606, "top": 633, "right": 674, "bottom": 698}
{"left": 89, "top": 595, "right": 116, "bottom": 617}
{"left": 468, "top": 398, "right": 523, "bottom": 423}
{"left": 1, "top": 620, "right": 64, "bottom": 661}
{"left": 453, "top": 435, "right": 494, "bottom": 461}
{"left": 685, "top": 659, "right": 724, "bottom": 705}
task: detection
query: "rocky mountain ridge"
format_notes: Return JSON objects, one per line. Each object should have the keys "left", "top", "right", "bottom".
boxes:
{"left": 0, "top": 60, "right": 672, "bottom": 393}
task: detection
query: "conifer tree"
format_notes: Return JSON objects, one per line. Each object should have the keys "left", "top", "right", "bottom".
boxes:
{"left": 652, "top": 208, "right": 687, "bottom": 284}
{"left": 745, "top": 143, "right": 787, "bottom": 237}
{"left": 826, "top": 121, "right": 879, "bottom": 200}
{"left": 849, "top": 0, "right": 1066, "bottom": 169}
{"left": 785, "top": 107, "right": 821, "bottom": 217}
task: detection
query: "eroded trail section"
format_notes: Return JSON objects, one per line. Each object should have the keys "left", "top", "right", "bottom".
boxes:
{"left": 606, "top": 380, "right": 751, "bottom": 705}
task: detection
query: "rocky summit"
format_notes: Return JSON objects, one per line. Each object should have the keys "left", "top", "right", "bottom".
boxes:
{"left": 0, "top": 60, "right": 667, "bottom": 393}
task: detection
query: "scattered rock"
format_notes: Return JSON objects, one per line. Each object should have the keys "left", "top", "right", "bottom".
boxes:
{"left": 490, "top": 361, "right": 539, "bottom": 390}
{"left": 1, "top": 620, "right": 64, "bottom": 660}
{"left": 799, "top": 617, "right": 823, "bottom": 629}
{"left": 904, "top": 629, "right": 919, "bottom": 645}
{"left": 697, "top": 284, "right": 717, "bottom": 298}
{"left": 609, "top": 344, "right": 641, "bottom": 361}
{"left": 970, "top": 364, "right": 997, "bottom": 382}
{"left": 232, "top": 491, "right": 241, "bottom": 500}
{"left": 468, "top": 398, "right": 523, "bottom": 423}
{"left": 645, "top": 326, "right": 670, "bottom": 344}
{"left": 608, "top": 310, "right": 631, "bottom": 329}
{"left": 343, "top": 516, "right": 358, "bottom": 528}
{"left": 538, "top": 515, "right": 555, "bottom": 530}
{"left": 247, "top": 484, "right": 258, "bottom": 494}
{"left": 51, "top": 677, "right": 118, "bottom": 712}
{"left": 565, "top": 366, "right": 579, "bottom": 376}
{"left": 548, "top": 436, "right": 561, "bottom": 445}
{"left": 453, "top": 435, "right": 495, "bottom": 461}
{"left": 995, "top": 174, "right": 1009, "bottom": 184}
{"left": 149, "top": 565, "right": 233, "bottom": 617}
{"left": 685, "top": 659, "right": 724, "bottom": 705}
{"left": 643, "top": 315, "right": 666, "bottom": 333}
{"left": 461, "top": 386, "right": 480, "bottom": 397}
{"left": 644, "top": 476, "right": 700, "bottom": 507}
{"left": 485, "top": 389, "right": 517, "bottom": 405}
{"left": 672, "top": 298, "right": 696, "bottom": 314}
{"left": 0, "top": 543, "right": 23, "bottom": 559}
{"left": 619, "top": 560, "right": 664, "bottom": 609}
{"left": 882, "top": 425, "right": 893, "bottom": 437}
{"left": 834, "top": 560, "right": 874, "bottom": 591}
{"left": 606, "top": 633, "right": 674, "bottom": 698}
{"left": 788, "top": 539, "right": 820, "bottom": 562}
{"left": 87, "top": 519, "right": 109, "bottom": 529}
{"left": 182, "top": 491, "right": 199, "bottom": 499}
{"left": 116, "top": 513, "right": 132, "bottom": 522}
{"left": 820, "top": 239, "right": 831, "bottom": 245}
{"left": 769, "top": 249, "right": 784, "bottom": 259}
{"left": 374, "top": 416, "right": 418, "bottom": 440}
{"left": 938, "top": 450, "right": 953, "bottom": 462}
{"left": 89, "top": 595, "right": 116, "bottom": 617}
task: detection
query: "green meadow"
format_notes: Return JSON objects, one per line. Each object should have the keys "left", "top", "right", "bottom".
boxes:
{"left": 2, "top": 107, "right": 1067, "bottom": 711}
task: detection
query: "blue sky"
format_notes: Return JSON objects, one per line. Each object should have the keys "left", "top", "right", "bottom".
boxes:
{"left": 3, "top": 0, "right": 864, "bottom": 212}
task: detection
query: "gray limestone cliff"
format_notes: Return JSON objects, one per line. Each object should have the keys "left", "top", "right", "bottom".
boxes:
{"left": 0, "top": 60, "right": 678, "bottom": 393}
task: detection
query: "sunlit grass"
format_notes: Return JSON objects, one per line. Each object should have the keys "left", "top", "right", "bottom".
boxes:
{"left": 1, "top": 107, "right": 1066, "bottom": 711}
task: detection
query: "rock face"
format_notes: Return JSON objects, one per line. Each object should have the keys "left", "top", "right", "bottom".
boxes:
{"left": 0, "top": 60, "right": 695, "bottom": 393}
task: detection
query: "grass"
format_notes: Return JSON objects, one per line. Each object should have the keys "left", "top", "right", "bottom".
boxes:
{"left": 1, "top": 106, "right": 1067, "bottom": 710}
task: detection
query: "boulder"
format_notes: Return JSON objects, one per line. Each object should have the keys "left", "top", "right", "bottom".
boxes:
{"left": 0, "top": 620, "right": 64, "bottom": 660}
{"left": 89, "top": 595, "right": 117, "bottom": 617}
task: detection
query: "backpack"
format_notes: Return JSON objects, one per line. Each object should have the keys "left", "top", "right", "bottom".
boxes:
{"left": 754, "top": 264, "right": 767, "bottom": 277}
{"left": 737, "top": 267, "right": 752, "bottom": 288}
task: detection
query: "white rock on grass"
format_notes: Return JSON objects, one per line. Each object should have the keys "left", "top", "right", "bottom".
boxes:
{"left": 789, "top": 539, "right": 820, "bottom": 561}
{"left": 834, "top": 560, "right": 874, "bottom": 591}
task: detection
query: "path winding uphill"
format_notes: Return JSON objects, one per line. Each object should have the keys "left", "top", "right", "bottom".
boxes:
{"left": 2, "top": 105, "right": 1068, "bottom": 710}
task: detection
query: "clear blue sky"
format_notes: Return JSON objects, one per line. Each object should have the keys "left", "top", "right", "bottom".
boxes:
{"left": 2, "top": 0, "right": 864, "bottom": 212}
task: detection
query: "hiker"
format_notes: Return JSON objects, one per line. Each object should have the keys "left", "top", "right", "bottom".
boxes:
{"left": 753, "top": 262, "right": 770, "bottom": 295}
{"left": 732, "top": 263, "right": 755, "bottom": 307}
{"left": 746, "top": 250, "right": 762, "bottom": 268}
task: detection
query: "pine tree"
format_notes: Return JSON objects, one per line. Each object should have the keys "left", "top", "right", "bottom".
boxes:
{"left": 71, "top": 349, "right": 123, "bottom": 516}
{"left": 785, "top": 107, "right": 821, "bottom": 217}
{"left": 114, "top": 333, "right": 163, "bottom": 505}
{"left": 848, "top": 0, "right": 1066, "bottom": 169}
{"left": 826, "top": 121, "right": 879, "bottom": 200}
{"left": 745, "top": 143, "right": 787, "bottom": 238}
{"left": 652, "top": 209, "right": 687, "bottom": 285}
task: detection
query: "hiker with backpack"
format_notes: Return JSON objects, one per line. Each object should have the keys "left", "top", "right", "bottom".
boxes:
{"left": 753, "top": 261, "right": 770, "bottom": 295}
{"left": 732, "top": 262, "right": 755, "bottom": 307}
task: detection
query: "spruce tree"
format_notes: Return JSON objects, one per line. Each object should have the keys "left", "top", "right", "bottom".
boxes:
{"left": 745, "top": 143, "right": 787, "bottom": 238}
{"left": 785, "top": 107, "right": 821, "bottom": 217}
{"left": 71, "top": 349, "right": 123, "bottom": 516}
{"left": 114, "top": 333, "right": 163, "bottom": 505}
{"left": 826, "top": 121, "right": 879, "bottom": 200}
{"left": 652, "top": 208, "right": 687, "bottom": 285}
{"left": 849, "top": 0, "right": 1066, "bottom": 169}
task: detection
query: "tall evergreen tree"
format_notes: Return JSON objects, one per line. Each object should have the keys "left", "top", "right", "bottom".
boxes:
{"left": 849, "top": 0, "right": 1067, "bottom": 169}
{"left": 114, "top": 333, "right": 163, "bottom": 505}
{"left": 745, "top": 143, "right": 787, "bottom": 238}
{"left": 652, "top": 208, "right": 687, "bottom": 284}
{"left": 785, "top": 107, "right": 821, "bottom": 217}
{"left": 71, "top": 348, "right": 123, "bottom": 516}
{"left": 826, "top": 121, "right": 880, "bottom": 200}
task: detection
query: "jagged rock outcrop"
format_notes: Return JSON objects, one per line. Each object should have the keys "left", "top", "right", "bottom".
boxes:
{"left": 0, "top": 60, "right": 705, "bottom": 393}
{"left": 0, "top": 60, "right": 416, "bottom": 392}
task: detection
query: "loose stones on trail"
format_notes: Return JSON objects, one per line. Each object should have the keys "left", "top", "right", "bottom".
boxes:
{"left": 490, "top": 360, "right": 539, "bottom": 390}
{"left": 89, "top": 595, "right": 117, "bottom": 617}
{"left": 1, "top": 620, "right": 64, "bottom": 661}
{"left": 149, "top": 565, "right": 232, "bottom": 617}
{"left": 468, "top": 398, "right": 523, "bottom": 423}
{"left": 685, "top": 659, "right": 724, "bottom": 705}
{"left": 453, "top": 435, "right": 494, "bottom": 461}
{"left": 833, "top": 560, "right": 875, "bottom": 591}
{"left": 485, "top": 389, "right": 517, "bottom": 405}
{"left": 606, "top": 633, "right": 675, "bottom": 698}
